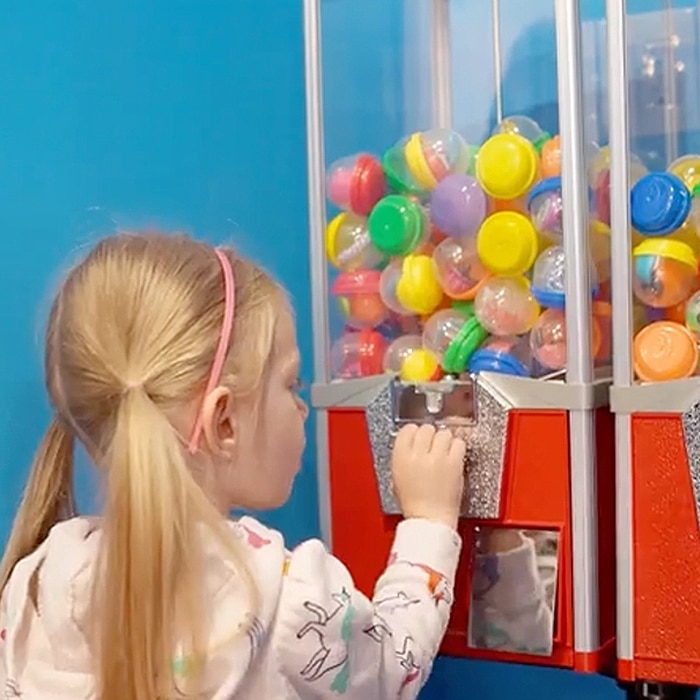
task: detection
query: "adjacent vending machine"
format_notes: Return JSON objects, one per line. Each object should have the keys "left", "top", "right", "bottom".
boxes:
{"left": 304, "top": 0, "right": 616, "bottom": 678}
{"left": 606, "top": 0, "right": 700, "bottom": 698}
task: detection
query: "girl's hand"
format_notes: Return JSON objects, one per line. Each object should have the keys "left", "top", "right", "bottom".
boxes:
{"left": 392, "top": 424, "right": 466, "bottom": 530}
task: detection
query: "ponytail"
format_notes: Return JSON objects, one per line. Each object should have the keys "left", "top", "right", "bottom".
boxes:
{"left": 0, "top": 417, "right": 75, "bottom": 593}
{"left": 96, "top": 386, "right": 242, "bottom": 700}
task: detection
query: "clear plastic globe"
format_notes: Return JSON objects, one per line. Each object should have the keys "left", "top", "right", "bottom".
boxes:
{"left": 395, "top": 254, "right": 444, "bottom": 316}
{"left": 540, "top": 135, "right": 561, "bottom": 178}
{"left": 633, "top": 302, "right": 651, "bottom": 333}
{"left": 379, "top": 259, "right": 412, "bottom": 315}
{"left": 530, "top": 308, "right": 567, "bottom": 370}
{"left": 593, "top": 300, "right": 612, "bottom": 364}
{"left": 531, "top": 245, "right": 599, "bottom": 308}
{"left": 325, "top": 212, "right": 384, "bottom": 271}
{"left": 326, "top": 153, "right": 386, "bottom": 215}
{"left": 590, "top": 148, "right": 648, "bottom": 227}
{"left": 590, "top": 221, "right": 612, "bottom": 284}
{"left": 531, "top": 246, "right": 566, "bottom": 308}
{"left": 382, "top": 141, "right": 426, "bottom": 196}
{"left": 382, "top": 334, "right": 423, "bottom": 374}
{"left": 474, "top": 277, "right": 540, "bottom": 336}
{"left": 469, "top": 334, "right": 533, "bottom": 377}
{"left": 669, "top": 154, "right": 700, "bottom": 192}
{"left": 422, "top": 308, "right": 469, "bottom": 363}
{"left": 477, "top": 136, "right": 538, "bottom": 201}
{"left": 404, "top": 129, "right": 472, "bottom": 190}
{"left": 330, "top": 330, "right": 387, "bottom": 379}
{"left": 493, "top": 115, "right": 546, "bottom": 145}
{"left": 589, "top": 146, "right": 648, "bottom": 187}
{"left": 686, "top": 289, "right": 700, "bottom": 340}
{"left": 429, "top": 173, "right": 487, "bottom": 239}
{"left": 689, "top": 195, "right": 700, "bottom": 233}
{"left": 482, "top": 335, "right": 532, "bottom": 362}
{"left": 368, "top": 194, "right": 430, "bottom": 257}
{"left": 633, "top": 319, "right": 699, "bottom": 382}
{"left": 433, "top": 237, "right": 490, "bottom": 300}
{"left": 394, "top": 314, "right": 424, "bottom": 336}
{"left": 530, "top": 308, "right": 603, "bottom": 370}
{"left": 399, "top": 348, "right": 440, "bottom": 382}
{"left": 331, "top": 270, "right": 389, "bottom": 329}
{"left": 528, "top": 184, "right": 563, "bottom": 241}
{"left": 632, "top": 244, "right": 698, "bottom": 308}
{"left": 669, "top": 223, "right": 700, "bottom": 261}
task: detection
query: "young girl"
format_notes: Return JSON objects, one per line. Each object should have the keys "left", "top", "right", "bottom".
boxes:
{"left": 0, "top": 231, "right": 467, "bottom": 699}
{"left": 0, "top": 231, "right": 551, "bottom": 699}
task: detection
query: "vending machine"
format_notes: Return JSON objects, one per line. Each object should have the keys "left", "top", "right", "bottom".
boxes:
{"left": 304, "top": 0, "right": 616, "bottom": 677}
{"left": 606, "top": 0, "right": 700, "bottom": 698}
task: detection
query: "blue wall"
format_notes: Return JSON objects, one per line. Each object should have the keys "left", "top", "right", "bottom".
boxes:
{"left": 0, "top": 0, "right": 318, "bottom": 545}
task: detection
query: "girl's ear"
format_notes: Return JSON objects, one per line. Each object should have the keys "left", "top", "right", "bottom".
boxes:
{"left": 200, "top": 386, "right": 236, "bottom": 456}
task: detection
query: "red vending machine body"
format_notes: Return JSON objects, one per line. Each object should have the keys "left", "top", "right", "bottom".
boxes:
{"left": 603, "top": 0, "right": 700, "bottom": 693}
{"left": 313, "top": 373, "right": 617, "bottom": 674}
{"left": 612, "top": 385, "right": 700, "bottom": 687}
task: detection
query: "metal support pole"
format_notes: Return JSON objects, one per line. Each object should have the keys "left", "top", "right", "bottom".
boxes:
{"left": 491, "top": 0, "right": 504, "bottom": 123}
{"left": 554, "top": 0, "right": 599, "bottom": 653}
{"left": 431, "top": 0, "right": 453, "bottom": 129}
{"left": 303, "top": 0, "right": 332, "bottom": 546}
{"left": 661, "top": 2, "right": 679, "bottom": 163}
{"left": 606, "top": 0, "right": 636, "bottom": 667}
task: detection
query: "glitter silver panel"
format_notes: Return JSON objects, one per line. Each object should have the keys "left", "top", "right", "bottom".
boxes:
{"left": 365, "top": 381, "right": 399, "bottom": 513}
{"left": 466, "top": 381, "right": 510, "bottom": 519}
{"left": 364, "top": 378, "right": 511, "bottom": 519}
{"left": 681, "top": 400, "right": 700, "bottom": 530}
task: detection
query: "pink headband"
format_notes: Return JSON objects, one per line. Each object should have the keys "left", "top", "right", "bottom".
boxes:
{"left": 188, "top": 248, "right": 236, "bottom": 453}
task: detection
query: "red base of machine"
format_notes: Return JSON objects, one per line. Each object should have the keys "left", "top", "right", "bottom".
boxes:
{"left": 327, "top": 406, "right": 616, "bottom": 672}
{"left": 620, "top": 414, "right": 700, "bottom": 685}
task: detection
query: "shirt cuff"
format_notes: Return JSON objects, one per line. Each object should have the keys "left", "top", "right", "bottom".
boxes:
{"left": 390, "top": 518, "right": 462, "bottom": 583}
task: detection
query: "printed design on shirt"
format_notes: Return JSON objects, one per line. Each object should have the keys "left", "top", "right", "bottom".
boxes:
{"left": 362, "top": 617, "right": 421, "bottom": 691}
{"left": 387, "top": 557, "right": 452, "bottom": 606}
{"left": 374, "top": 590, "right": 421, "bottom": 613}
{"left": 410, "top": 563, "right": 451, "bottom": 606}
{"left": 282, "top": 554, "right": 291, "bottom": 577}
{"left": 4, "top": 679, "right": 21, "bottom": 698}
{"left": 239, "top": 523, "right": 272, "bottom": 550}
{"left": 171, "top": 613, "right": 265, "bottom": 682}
{"left": 472, "top": 553, "right": 500, "bottom": 600}
{"left": 396, "top": 635, "right": 421, "bottom": 690}
{"left": 363, "top": 613, "right": 392, "bottom": 643}
{"left": 296, "top": 588, "right": 355, "bottom": 694}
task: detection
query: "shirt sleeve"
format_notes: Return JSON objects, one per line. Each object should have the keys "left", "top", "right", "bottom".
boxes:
{"left": 470, "top": 536, "right": 554, "bottom": 655}
{"left": 272, "top": 518, "right": 461, "bottom": 699}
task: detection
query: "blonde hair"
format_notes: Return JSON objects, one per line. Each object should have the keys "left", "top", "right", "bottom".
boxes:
{"left": 0, "top": 231, "right": 283, "bottom": 699}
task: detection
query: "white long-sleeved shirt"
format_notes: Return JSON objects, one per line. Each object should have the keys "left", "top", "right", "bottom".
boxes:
{"left": 0, "top": 516, "right": 551, "bottom": 698}
{"left": 0, "top": 516, "right": 461, "bottom": 698}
